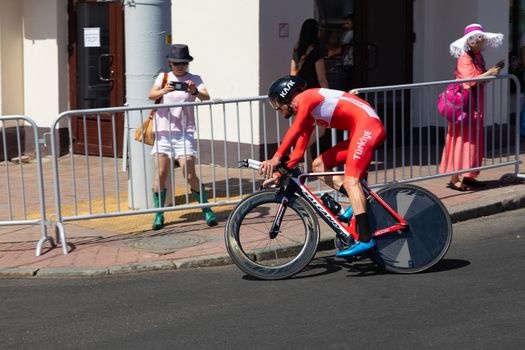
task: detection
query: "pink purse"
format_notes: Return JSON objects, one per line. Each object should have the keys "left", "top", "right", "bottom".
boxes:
{"left": 437, "top": 83, "right": 471, "bottom": 124}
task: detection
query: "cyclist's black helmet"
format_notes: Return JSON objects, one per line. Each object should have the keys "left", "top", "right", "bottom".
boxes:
{"left": 268, "top": 75, "right": 307, "bottom": 109}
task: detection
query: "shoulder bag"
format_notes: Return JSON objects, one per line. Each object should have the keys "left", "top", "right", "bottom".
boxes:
{"left": 134, "top": 72, "right": 168, "bottom": 145}
{"left": 437, "top": 83, "right": 470, "bottom": 124}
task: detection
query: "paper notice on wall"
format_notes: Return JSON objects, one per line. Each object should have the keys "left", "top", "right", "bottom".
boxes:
{"left": 84, "top": 27, "right": 100, "bottom": 47}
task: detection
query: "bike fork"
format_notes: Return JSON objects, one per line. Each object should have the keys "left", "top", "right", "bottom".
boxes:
{"left": 269, "top": 197, "right": 289, "bottom": 239}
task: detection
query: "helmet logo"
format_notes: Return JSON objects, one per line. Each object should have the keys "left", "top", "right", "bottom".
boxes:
{"left": 279, "top": 80, "right": 296, "bottom": 99}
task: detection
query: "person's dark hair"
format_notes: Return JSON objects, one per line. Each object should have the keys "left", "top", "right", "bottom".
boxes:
{"left": 294, "top": 18, "right": 319, "bottom": 58}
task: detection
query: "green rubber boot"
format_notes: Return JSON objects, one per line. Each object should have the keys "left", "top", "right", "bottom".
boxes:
{"left": 152, "top": 189, "right": 166, "bottom": 230}
{"left": 192, "top": 185, "right": 218, "bottom": 227}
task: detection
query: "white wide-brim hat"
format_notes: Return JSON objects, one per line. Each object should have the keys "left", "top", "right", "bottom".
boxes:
{"left": 449, "top": 23, "right": 503, "bottom": 58}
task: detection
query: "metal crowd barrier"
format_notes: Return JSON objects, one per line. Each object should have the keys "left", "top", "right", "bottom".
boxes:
{"left": 49, "top": 97, "right": 274, "bottom": 253}
{"left": 0, "top": 115, "right": 54, "bottom": 256}
{"left": 351, "top": 74, "right": 521, "bottom": 187}
{"left": 2, "top": 74, "right": 521, "bottom": 255}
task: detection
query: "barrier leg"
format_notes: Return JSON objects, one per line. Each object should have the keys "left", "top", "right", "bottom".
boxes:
{"left": 55, "top": 222, "right": 69, "bottom": 255}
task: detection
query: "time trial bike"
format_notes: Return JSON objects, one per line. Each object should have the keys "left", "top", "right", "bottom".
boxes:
{"left": 224, "top": 159, "right": 453, "bottom": 280}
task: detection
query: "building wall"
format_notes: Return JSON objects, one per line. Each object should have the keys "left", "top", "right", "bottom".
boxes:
{"left": 0, "top": 0, "right": 513, "bottom": 133}
{"left": 22, "top": 0, "right": 68, "bottom": 127}
{"left": 0, "top": 0, "right": 24, "bottom": 118}
{"left": 171, "top": 0, "right": 312, "bottom": 145}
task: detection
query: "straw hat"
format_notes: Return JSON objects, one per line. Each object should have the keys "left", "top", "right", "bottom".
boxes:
{"left": 449, "top": 24, "right": 503, "bottom": 58}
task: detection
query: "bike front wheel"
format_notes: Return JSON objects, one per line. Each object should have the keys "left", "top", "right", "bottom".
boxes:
{"left": 367, "top": 184, "right": 453, "bottom": 273}
{"left": 225, "top": 189, "right": 320, "bottom": 280}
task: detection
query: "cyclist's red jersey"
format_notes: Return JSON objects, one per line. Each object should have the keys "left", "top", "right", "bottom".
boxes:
{"left": 274, "top": 88, "right": 385, "bottom": 177}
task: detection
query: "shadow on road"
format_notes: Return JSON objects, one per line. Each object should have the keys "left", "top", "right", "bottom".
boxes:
{"left": 240, "top": 256, "right": 471, "bottom": 281}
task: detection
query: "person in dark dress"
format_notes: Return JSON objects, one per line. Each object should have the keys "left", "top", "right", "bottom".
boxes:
{"left": 291, "top": 18, "right": 329, "bottom": 89}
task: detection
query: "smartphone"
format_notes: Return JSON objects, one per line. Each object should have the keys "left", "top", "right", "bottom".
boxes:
{"left": 495, "top": 60, "right": 505, "bottom": 69}
{"left": 170, "top": 81, "right": 189, "bottom": 91}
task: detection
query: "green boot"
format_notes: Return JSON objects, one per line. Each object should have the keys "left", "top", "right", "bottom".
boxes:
{"left": 192, "top": 185, "right": 218, "bottom": 227}
{"left": 152, "top": 189, "right": 166, "bottom": 230}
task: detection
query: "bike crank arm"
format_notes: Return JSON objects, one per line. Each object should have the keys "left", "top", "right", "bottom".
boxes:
{"left": 269, "top": 197, "right": 289, "bottom": 239}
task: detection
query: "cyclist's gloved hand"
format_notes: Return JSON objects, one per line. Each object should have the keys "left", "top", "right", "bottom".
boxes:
{"left": 260, "top": 157, "right": 280, "bottom": 179}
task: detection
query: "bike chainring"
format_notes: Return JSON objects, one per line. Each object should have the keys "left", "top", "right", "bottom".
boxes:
{"left": 334, "top": 233, "right": 354, "bottom": 252}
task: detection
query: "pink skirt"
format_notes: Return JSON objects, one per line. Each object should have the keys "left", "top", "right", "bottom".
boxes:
{"left": 439, "top": 111, "right": 484, "bottom": 178}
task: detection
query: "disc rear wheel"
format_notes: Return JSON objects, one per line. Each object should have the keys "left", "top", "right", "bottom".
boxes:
{"left": 367, "top": 184, "right": 452, "bottom": 273}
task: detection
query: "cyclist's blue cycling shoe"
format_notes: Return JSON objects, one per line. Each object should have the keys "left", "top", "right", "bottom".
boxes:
{"left": 336, "top": 239, "right": 376, "bottom": 257}
{"left": 338, "top": 206, "right": 353, "bottom": 223}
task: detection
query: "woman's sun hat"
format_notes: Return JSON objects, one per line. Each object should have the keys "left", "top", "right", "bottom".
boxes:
{"left": 449, "top": 23, "right": 503, "bottom": 57}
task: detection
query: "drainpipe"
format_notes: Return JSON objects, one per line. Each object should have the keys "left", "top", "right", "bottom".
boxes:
{"left": 124, "top": 0, "right": 171, "bottom": 209}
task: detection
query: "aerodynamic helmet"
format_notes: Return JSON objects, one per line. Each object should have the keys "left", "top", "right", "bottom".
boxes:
{"left": 267, "top": 75, "right": 307, "bottom": 109}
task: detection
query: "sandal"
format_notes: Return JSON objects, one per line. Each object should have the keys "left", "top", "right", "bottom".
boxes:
{"left": 462, "top": 177, "right": 485, "bottom": 188}
{"left": 446, "top": 182, "right": 471, "bottom": 192}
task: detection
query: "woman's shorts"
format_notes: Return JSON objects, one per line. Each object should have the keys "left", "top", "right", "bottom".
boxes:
{"left": 150, "top": 132, "right": 198, "bottom": 159}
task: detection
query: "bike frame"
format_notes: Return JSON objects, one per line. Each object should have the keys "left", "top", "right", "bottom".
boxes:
{"left": 270, "top": 170, "right": 408, "bottom": 241}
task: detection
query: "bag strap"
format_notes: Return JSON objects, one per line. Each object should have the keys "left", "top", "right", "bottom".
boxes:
{"left": 296, "top": 45, "right": 314, "bottom": 74}
{"left": 149, "top": 72, "right": 168, "bottom": 120}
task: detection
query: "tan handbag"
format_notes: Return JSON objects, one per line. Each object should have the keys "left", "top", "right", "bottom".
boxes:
{"left": 134, "top": 72, "right": 168, "bottom": 145}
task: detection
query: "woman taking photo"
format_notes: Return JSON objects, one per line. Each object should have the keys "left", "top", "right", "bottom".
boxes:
{"left": 148, "top": 44, "right": 217, "bottom": 229}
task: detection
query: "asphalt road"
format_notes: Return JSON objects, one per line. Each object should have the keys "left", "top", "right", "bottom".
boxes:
{"left": 1, "top": 208, "right": 525, "bottom": 350}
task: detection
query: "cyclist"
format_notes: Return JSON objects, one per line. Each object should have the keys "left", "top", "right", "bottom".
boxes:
{"left": 260, "top": 75, "right": 386, "bottom": 257}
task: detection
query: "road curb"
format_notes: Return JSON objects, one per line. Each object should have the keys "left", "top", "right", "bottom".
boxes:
{"left": 448, "top": 188, "right": 525, "bottom": 223}
{"left": 2, "top": 190, "right": 525, "bottom": 278}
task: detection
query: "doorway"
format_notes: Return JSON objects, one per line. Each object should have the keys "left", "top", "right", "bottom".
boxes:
{"left": 316, "top": 0, "right": 413, "bottom": 152}
{"left": 317, "top": 0, "right": 413, "bottom": 89}
{"left": 68, "top": 0, "right": 125, "bottom": 157}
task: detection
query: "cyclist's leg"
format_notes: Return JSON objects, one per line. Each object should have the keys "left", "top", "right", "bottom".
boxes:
{"left": 312, "top": 138, "right": 350, "bottom": 191}
{"left": 337, "top": 121, "right": 385, "bottom": 256}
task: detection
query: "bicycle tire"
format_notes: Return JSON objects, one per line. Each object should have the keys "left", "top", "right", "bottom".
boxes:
{"left": 367, "top": 184, "right": 453, "bottom": 273}
{"left": 225, "top": 189, "right": 320, "bottom": 280}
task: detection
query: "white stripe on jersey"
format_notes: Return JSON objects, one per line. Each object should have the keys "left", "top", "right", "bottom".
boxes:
{"left": 311, "top": 89, "right": 379, "bottom": 125}
{"left": 340, "top": 96, "right": 380, "bottom": 120}
{"left": 311, "top": 89, "right": 344, "bottom": 126}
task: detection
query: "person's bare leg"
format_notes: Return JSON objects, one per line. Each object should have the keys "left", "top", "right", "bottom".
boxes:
{"left": 178, "top": 156, "right": 200, "bottom": 192}
{"left": 342, "top": 176, "right": 366, "bottom": 216}
{"left": 343, "top": 175, "right": 372, "bottom": 244}
{"left": 153, "top": 154, "right": 170, "bottom": 193}
{"left": 179, "top": 156, "right": 217, "bottom": 226}
{"left": 311, "top": 156, "right": 344, "bottom": 191}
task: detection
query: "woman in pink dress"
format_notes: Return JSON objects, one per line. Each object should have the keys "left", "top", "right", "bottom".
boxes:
{"left": 440, "top": 24, "right": 503, "bottom": 191}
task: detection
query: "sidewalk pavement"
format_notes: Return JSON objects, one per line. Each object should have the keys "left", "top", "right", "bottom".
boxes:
{"left": 1, "top": 164, "right": 525, "bottom": 278}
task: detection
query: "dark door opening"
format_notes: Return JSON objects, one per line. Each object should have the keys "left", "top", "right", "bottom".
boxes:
{"left": 316, "top": 0, "right": 413, "bottom": 152}
{"left": 317, "top": 0, "right": 413, "bottom": 88}
{"left": 68, "top": 0, "right": 125, "bottom": 157}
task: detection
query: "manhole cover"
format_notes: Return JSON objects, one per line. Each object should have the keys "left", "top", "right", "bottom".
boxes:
{"left": 123, "top": 233, "right": 207, "bottom": 254}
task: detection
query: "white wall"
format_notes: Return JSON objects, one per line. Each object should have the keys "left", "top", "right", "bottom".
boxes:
{"left": 171, "top": 0, "right": 260, "bottom": 99}
{"left": 259, "top": 0, "right": 315, "bottom": 144}
{"left": 0, "top": 0, "right": 24, "bottom": 118}
{"left": 171, "top": 0, "right": 260, "bottom": 144}
{"left": 171, "top": 0, "right": 313, "bottom": 145}
{"left": 22, "top": 0, "right": 68, "bottom": 127}
{"left": 259, "top": 0, "right": 315, "bottom": 96}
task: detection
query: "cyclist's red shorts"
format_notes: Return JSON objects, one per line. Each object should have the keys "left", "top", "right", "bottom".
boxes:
{"left": 319, "top": 118, "right": 385, "bottom": 178}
